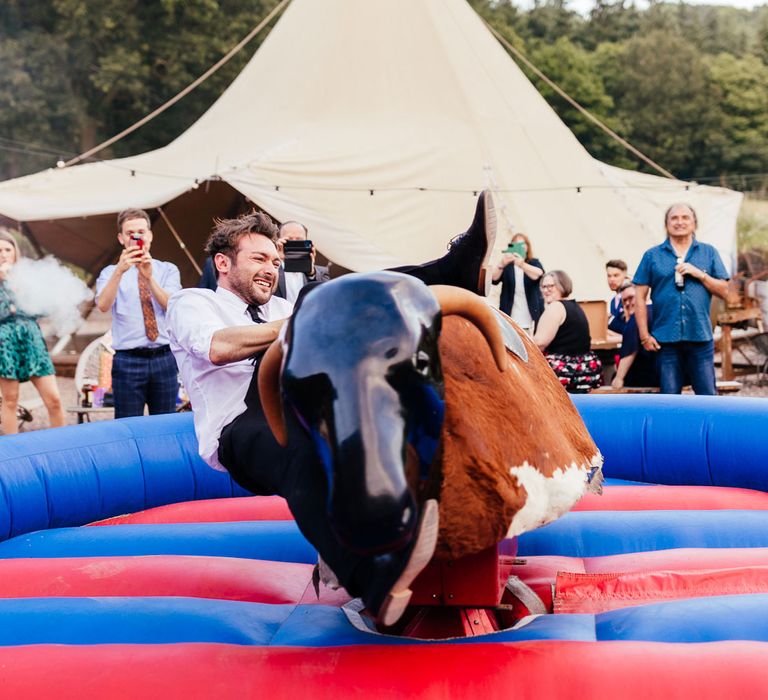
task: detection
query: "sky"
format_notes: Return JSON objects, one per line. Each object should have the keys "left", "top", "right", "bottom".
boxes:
{"left": 517, "top": 0, "right": 767, "bottom": 13}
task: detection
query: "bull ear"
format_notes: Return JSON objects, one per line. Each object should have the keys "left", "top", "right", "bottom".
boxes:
{"left": 430, "top": 285, "right": 508, "bottom": 372}
{"left": 257, "top": 340, "right": 288, "bottom": 447}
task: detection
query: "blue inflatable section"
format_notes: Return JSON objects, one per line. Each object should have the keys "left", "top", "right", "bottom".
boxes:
{"left": 0, "top": 413, "right": 248, "bottom": 541}
{"left": 0, "top": 594, "right": 766, "bottom": 646}
{"left": 572, "top": 394, "right": 768, "bottom": 489}
{"left": 518, "top": 510, "right": 768, "bottom": 556}
{"left": 0, "top": 395, "right": 766, "bottom": 543}
{"left": 0, "top": 521, "right": 316, "bottom": 563}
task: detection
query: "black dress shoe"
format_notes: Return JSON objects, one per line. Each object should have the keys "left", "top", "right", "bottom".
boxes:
{"left": 441, "top": 190, "right": 497, "bottom": 296}
{"left": 363, "top": 498, "right": 439, "bottom": 627}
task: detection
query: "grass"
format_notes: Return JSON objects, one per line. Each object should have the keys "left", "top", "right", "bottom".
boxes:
{"left": 738, "top": 198, "right": 768, "bottom": 253}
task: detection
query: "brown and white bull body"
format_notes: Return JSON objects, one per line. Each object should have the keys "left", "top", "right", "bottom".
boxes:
{"left": 259, "top": 272, "right": 601, "bottom": 563}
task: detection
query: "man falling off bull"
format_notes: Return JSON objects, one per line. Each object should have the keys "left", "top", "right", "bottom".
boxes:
{"left": 166, "top": 194, "right": 496, "bottom": 626}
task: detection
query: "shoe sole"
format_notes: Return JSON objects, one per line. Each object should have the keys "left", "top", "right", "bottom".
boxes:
{"left": 479, "top": 190, "right": 497, "bottom": 297}
{"left": 376, "top": 498, "right": 439, "bottom": 627}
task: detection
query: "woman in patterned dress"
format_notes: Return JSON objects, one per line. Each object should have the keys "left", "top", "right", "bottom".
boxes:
{"left": 533, "top": 270, "right": 602, "bottom": 393}
{"left": 0, "top": 231, "right": 64, "bottom": 434}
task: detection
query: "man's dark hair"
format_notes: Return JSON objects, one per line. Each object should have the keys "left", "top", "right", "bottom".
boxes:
{"left": 605, "top": 259, "right": 627, "bottom": 272}
{"left": 205, "top": 211, "right": 279, "bottom": 261}
{"left": 117, "top": 208, "right": 151, "bottom": 233}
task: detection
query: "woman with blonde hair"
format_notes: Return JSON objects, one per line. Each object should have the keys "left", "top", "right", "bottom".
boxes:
{"left": 0, "top": 231, "right": 64, "bottom": 433}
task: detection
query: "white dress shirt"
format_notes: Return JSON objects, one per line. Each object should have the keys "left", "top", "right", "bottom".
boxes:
{"left": 166, "top": 286, "right": 294, "bottom": 471}
{"left": 284, "top": 270, "right": 307, "bottom": 304}
{"left": 96, "top": 260, "right": 182, "bottom": 349}
{"left": 510, "top": 264, "right": 533, "bottom": 330}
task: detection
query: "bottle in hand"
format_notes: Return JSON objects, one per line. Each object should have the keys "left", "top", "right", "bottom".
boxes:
{"left": 675, "top": 256, "right": 684, "bottom": 289}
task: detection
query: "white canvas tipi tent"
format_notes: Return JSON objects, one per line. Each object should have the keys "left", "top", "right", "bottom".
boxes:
{"left": 0, "top": 0, "right": 742, "bottom": 296}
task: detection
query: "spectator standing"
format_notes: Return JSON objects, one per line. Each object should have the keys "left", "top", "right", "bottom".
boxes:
{"left": 611, "top": 283, "right": 659, "bottom": 389}
{"left": 534, "top": 270, "right": 602, "bottom": 393}
{"left": 0, "top": 231, "right": 65, "bottom": 433}
{"left": 633, "top": 203, "right": 729, "bottom": 395}
{"left": 492, "top": 232, "right": 544, "bottom": 333}
{"left": 96, "top": 209, "right": 182, "bottom": 417}
{"left": 605, "top": 259, "right": 629, "bottom": 334}
{"left": 274, "top": 221, "right": 330, "bottom": 304}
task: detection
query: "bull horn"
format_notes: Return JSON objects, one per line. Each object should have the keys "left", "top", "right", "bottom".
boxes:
{"left": 430, "top": 285, "right": 508, "bottom": 372}
{"left": 257, "top": 340, "right": 288, "bottom": 447}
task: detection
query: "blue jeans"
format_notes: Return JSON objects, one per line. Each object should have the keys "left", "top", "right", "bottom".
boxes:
{"left": 658, "top": 340, "right": 716, "bottom": 395}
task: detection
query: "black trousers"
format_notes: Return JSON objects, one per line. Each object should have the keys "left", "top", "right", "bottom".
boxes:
{"left": 218, "top": 363, "right": 377, "bottom": 598}
{"left": 216, "top": 260, "right": 449, "bottom": 598}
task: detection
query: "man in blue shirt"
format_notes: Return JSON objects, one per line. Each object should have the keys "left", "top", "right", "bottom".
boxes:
{"left": 633, "top": 203, "right": 729, "bottom": 394}
{"left": 96, "top": 209, "right": 182, "bottom": 417}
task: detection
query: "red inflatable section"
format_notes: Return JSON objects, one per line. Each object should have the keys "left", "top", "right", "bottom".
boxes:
{"left": 509, "top": 548, "right": 768, "bottom": 615}
{"left": 574, "top": 485, "right": 768, "bottom": 511}
{"left": 89, "top": 485, "right": 768, "bottom": 528}
{"left": 0, "top": 556, "right": 350, "bottom": 606}
{"left": 90, "top": 496, "right": 293, "bottom": 525}
{"left": 553, "top": 566, "right": 768, "bottom": 613}
{"left": 0, "top": 641, "right": 766, "bottom": 699}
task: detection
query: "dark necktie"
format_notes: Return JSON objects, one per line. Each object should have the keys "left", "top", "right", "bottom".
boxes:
{"left": 138, "top": 274, "right": 159, "bottom": 341}
{"left": 247, "top": 304, "right": 265, "bottom": 323}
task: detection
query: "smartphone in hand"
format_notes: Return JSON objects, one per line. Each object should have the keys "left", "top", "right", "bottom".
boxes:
{"left": 504, "top": 241, "right": 526, "bottom": 258}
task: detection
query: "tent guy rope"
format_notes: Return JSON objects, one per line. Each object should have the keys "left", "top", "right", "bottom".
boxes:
{"left": 62, "top": 0, "right": 293, "bottom": 168}
{"left": 484, "top": 21, "right": 676, "bottom": 181}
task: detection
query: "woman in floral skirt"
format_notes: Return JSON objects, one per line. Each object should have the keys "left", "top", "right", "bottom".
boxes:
{"left": 533, "top": 270, "right": 602, "bottom": 393}
{"left": 0, "top": 231, "right": 64, "bottom": 434}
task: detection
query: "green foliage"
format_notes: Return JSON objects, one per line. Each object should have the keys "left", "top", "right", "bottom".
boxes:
{"left": 707, "top": 53, "right": 768, "bottom": 178}
{"left": 525, "top": 37, "right": 633, "bottom": 166}
{"left": 737, "top": 200, "right": 768, "bottom": 255}
{"left": 0, "top": 0, "right": 281, "bottom": 177}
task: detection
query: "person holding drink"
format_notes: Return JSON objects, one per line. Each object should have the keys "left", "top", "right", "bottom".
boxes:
{"left": 633, "top": 203, "right": 729, "bottom": 395}
{"left": 0, "top": 231, "right": 65, "bottom": 434}
{"left": 492, "top": 232, "right": 544, "bottom": 334}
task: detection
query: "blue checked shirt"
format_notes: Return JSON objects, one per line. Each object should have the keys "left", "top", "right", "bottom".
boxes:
{"left": 633, "top": 238, "right": 728, "bottom": 343}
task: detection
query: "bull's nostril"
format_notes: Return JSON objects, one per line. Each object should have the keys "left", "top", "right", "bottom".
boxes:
{"left": 385, "top": 347, "right": 398, "bottom": 359}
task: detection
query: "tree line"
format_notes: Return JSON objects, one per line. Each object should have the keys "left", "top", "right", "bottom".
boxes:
{"left": 1, "top": 0, "right": 767, "bottom": 189}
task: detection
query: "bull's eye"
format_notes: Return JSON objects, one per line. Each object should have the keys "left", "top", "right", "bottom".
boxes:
{"left": 414, "top": 350, "right": 431, "bottom": 376}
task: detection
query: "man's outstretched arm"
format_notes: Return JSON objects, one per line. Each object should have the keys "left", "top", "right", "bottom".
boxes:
{"left": 209, "top": 322, "right": 284, "bottom": 365}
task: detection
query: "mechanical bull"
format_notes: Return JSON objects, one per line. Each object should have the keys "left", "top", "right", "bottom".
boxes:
{"left": 258, "top": 271, "right": 602, "bottom": 566}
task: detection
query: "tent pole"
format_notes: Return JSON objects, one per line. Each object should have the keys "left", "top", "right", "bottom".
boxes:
{"left": 20, "top": 222, "right": 46, "bottom": 258}
{"left": 156, "top": 206, "right": 203, "bottom": 276}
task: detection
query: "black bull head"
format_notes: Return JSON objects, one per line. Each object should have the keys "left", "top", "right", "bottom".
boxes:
{"left": 258, "top": 272, "right": 507, "bottom": 555}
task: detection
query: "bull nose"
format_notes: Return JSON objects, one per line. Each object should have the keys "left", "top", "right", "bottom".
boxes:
{"left": 327, "top": 433, "right": 418, "bottom": 555}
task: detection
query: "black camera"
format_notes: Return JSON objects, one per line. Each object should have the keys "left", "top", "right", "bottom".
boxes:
{"left": 283, "top": 239, "right": 314, "bottom": 274}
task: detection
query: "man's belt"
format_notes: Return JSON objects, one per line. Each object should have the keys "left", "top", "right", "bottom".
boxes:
{"left": 115, "top": 345, "right": 171, "bottom": 358}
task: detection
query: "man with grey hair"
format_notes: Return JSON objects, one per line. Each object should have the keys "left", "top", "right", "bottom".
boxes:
{"left": 633, "top": 203, "right": 729, "bottom": 394}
